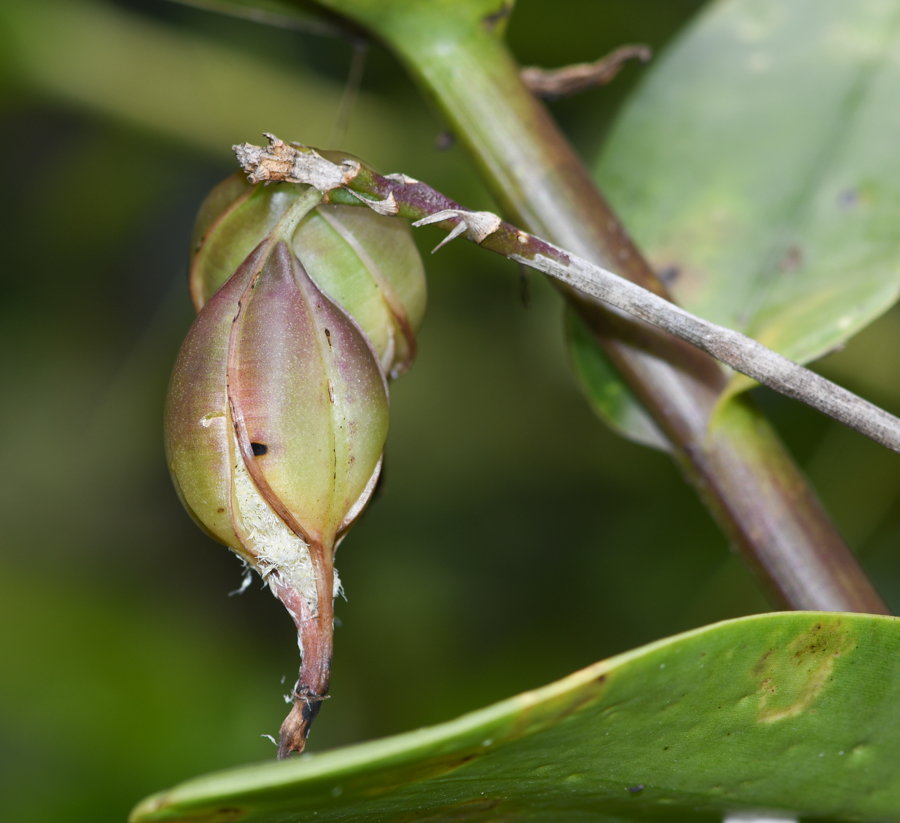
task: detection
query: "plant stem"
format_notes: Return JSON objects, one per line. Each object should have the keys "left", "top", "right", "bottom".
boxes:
{"left": 237, "top": 146, "right": 900, "bottom": 455}
{"left": 505, "top": 247, "right": 900, "bottom": 454}
{"left": 240, "top": 137, "right": 895, "bottom": 617}
{"left": 269, "top": 573, "right": 332, "bottom": 758}
{"left": 298, "top": 3, "right": 888, "bottom": 614}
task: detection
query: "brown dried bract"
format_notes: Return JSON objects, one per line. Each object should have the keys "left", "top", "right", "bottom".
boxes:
{"left": 521, "top": 44, "right": 651, "bottom": 101}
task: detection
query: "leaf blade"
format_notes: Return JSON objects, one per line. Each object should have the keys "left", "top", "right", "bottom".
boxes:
{"left": 581, "top": 0, "right": 900, "bottom": 441}
{"left": 132, "top": 612, "right": 900, "bottom": 822}
{"left": 596, "top": 0, "right": 900, "bottom": 380}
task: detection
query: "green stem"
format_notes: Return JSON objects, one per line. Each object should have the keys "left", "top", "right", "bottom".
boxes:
{"left": 313, "top": 1, "right": 887, "bottom": 613}
{"left": 274, "top": 186, "right": 325, "bottom": 241}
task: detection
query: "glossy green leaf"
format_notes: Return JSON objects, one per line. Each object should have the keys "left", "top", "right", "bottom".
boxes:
{"left": 582, "top": 0, "right": 900, "bottom": 441}
{"left": 133, "top": 612, "right": 900, "bottom": 822}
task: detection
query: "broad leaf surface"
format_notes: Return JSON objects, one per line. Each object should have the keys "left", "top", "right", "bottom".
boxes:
{"left": 133, "top": 612, "right": 900, "bottom": 822}
{"left": 581, "top": 0, "right": 900, "bottom": 440}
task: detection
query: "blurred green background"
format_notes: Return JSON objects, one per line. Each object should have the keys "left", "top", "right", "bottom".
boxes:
{"left": 2, "top": 1, "right": 899, "bottom": 821}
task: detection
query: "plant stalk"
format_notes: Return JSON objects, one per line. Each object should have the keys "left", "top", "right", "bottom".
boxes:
{"left": 238, "top": 140, "right": 900, "bottom": 456}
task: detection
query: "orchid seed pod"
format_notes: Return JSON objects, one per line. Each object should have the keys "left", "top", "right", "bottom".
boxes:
{"left": 165, "top": 192, "right": 390, "bottom": 755}
{"left": 190, "top": 155, "right": 426, "bottom": 379}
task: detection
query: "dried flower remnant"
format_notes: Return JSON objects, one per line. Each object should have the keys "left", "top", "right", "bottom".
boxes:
{"left": 166, "top": 199, "right": 390, "bottom": 755}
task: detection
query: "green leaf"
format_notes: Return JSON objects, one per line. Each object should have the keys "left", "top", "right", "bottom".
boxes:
{"left": 582, "top": 0, "right": 900, "bottom": 439}
{"left": 566, "top": 309, "right": 670, "bottom": 452}
{"left": 1, "top": 0, "right": 400, "bottom": 160}
{"left": 167, "top": 0, "right": 349, "bottom": 38}
{"left": 132, "top": 612, "right": 900, "bottom": 822}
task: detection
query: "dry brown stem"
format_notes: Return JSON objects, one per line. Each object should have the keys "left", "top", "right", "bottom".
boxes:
{"left": 520, "top": 44, "right": 652, "bottom": 101}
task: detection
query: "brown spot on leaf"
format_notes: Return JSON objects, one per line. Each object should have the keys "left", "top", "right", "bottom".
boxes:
{"left": 166, "top": 809, "right": 246, "bottom": 823}
{"left": 755, "top": 619, "right": 854, "bottom": 723}
{"left": 780, "top": 244, "right": 804, "bottom": 272}
{"left": 753, "top": 648, "right": 773, "bottom": 675}
{"left": 360, "top": 747, "right": 491, "bottom": 801}
{"left": 510, "top": 670, "right": 610, "bottom": 740}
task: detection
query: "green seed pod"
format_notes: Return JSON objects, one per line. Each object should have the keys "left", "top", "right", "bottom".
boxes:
{"left": 165, "top": 224, "right": 390, "bottom": 755}
{"left": 190, "top": 160, "right": 426, "bottom": 378}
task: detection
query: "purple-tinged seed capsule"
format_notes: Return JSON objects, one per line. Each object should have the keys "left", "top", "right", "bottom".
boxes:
{"left": 166, "top": 231, "right": 389, "bottom": 756}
